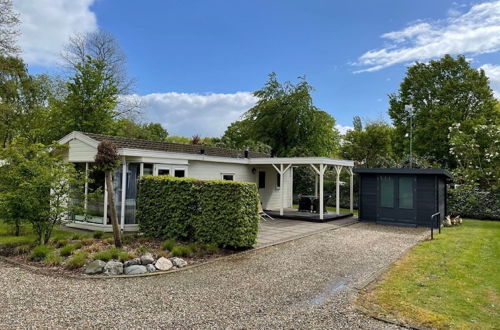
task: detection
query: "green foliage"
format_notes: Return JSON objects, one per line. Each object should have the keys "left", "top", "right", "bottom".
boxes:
{"left": 60, "top": 56, "right": 119, "bottom": 135}
{"left": 135, "top": 245, "right": 149, "bottom": 255}
{"left": 13, "top": 244, "right": 31, "bottom": 255}
{"left": 449, "top": 121, "right": 500, "bottom": 191}
{"left": 449, "top": 186, "right": 499, "bottom": 220}
{"left": 0, "top": 140, "right": 82, "bottom": 244}
{"left": 29, "top": 245, "right": 53, "bottom": 261}
{"left": 44, "top": 252, "right": 62, "bottom": 266}
{"left": 93, "top": 247, "right": 123, "bottom": 262}
{"left": 55, "top": 239, "right": 68, "bottom": 248}
{"left": 388, "top": 55, "right": 497, "bottom": 168}
{"left": 171, "top": 245, "right": 194, "bottom": 257}
{"left": 221, "top": 73, "right": 340, "bottom": 157}
{"left": 65, "top": 251, "right": 87, "bottom": 269}
{"left": 137, "top": 176, "right": 259, "bottom": 248}
{"left": 161, "top": 239, "right": 176, "bottom": 251}
{"left": 118, "top": 251, "right": 132, "bottom": 262}
{"left": 93, "top": 231, "right": 104, "bottom": 239}
{"left": 59, "top": 244, "right": 76, "bottom": 257}
{"left": 341, "top": 120, "right": 396, "bottom": 167}
{"left": 111, "top": 118, "right": 168, "bottom": 141}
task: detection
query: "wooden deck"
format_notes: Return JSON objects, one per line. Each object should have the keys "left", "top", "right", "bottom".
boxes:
{"left": 265, "top": 209, "right": 353, "bottom": 222}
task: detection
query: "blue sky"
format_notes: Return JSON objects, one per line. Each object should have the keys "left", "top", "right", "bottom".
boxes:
{"left": 15, "top": 0, "right": 500, "bottom": 136}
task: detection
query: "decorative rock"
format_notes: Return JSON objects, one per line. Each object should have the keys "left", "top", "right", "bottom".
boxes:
{"left": 155, "top": 257, "right": 173, "bottom": 271}
{"left": 170, "top": 257, "right": 187, "bottom": 268}
{"left": 124, "top": 265, "right": 147, "bottom": 275}
{"left": 146, "top": 264, "right": 157, "bottom": 272}
{"left": 84, "top": 260, "right": 106, "bottom": 275}
{"left": 123, "top": 258, "right": 141, "bottom": 268}
{"left": 104, "top": 261, "right": 123, "bottom": 275}
{"left": 140, "top": 253, "right": 155, "bottom": 265}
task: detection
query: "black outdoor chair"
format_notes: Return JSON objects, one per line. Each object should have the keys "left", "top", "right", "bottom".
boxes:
{"left": 312, "top": 195, "right": 331, "bottom": 214}
{"left": 298, "top": 196, "right": 312, "bottom": 212}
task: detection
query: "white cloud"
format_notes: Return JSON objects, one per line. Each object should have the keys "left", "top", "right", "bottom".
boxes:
{"left": 14, "top": 0, "right": 98, "bottom": 66}
{"left": 355, "top": 1, "right": 500, "bottom": 72}
{"left": 480, "top": 63, "right": 500, "bottom": 98}
{"left": 335, "top": 124, "right": 353, "bottom": 135}
{"left": 130, "top": 92, "right": 258, "bottom": 137}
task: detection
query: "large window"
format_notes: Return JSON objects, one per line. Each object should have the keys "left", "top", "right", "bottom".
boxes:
{"left": 398, "top": 176, "right": 414, "bottom": 209}
{"left": 380, "top": 176, "right": 394, "bottom": 208}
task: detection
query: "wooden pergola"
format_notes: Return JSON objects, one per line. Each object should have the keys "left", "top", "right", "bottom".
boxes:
{"left": 249, "top": 157, "right": 355, "bottom": 220}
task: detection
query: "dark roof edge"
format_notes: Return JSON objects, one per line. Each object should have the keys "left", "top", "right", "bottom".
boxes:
{"left": 352, "top": 168, "right": 453, "bottom": 180}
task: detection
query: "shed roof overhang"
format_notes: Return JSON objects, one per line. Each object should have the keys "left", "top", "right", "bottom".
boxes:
{"left": 353, "top": 168, "right": 453, "bottom": 181}
{"left": 249, "top": 157, "right": 354, "bottom": 167}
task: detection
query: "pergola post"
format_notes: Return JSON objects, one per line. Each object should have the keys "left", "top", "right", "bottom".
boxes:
{"left": 319, "top": 164, "right": 325, "bottom": 220}
{"left": 334, "top": 165, "right": 342, "bottom": 215}
{"left": 314, "top": 174, "right": 318, "bottom": 198}
{"left": 120, "top": 158, "right": 126, "bottom": 231}
{"left": 272, "top": 163, "right": 291, "bottom": 216}
{"left": 347, "top": 167, "right": 354, "bottom": 214}
{"left": 103, "top": 179, "right": 108, "bottom": 225}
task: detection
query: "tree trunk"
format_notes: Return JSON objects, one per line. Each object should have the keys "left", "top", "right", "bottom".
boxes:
{"left": 105, "top": 170, "right": 122, "bottom": 247}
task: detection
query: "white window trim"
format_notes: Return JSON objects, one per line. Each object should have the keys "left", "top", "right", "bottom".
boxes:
{"left": 221, "top": 173, "right": 235, "bottom": 181}
{"left": 153, "top": 164, "right": 188, "bottom": 177}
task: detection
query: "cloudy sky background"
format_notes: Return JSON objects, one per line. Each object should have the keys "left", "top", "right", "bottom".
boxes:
{"left": 14, "top": 0, "right": 500, "bottom": 137}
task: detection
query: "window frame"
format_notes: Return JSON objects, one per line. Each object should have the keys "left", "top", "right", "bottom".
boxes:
{"left": 221, "top": 173, "right": 235, "bottom": 181}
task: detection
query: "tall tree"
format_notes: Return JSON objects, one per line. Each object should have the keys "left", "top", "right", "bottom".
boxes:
{"left": 61, "top": 56, "right": 119, "bottom": 134}
{"left": 0, "top": 0, "right": 20, "bottom": 56}
{"left": 111, "top": 118, "right": 168, "bottom": 141}
{"left": 222, "top": 73, "right": 340, "bottom": 157}
{"left": 388, "top": 55, "right": 497, "bottom": 168}
{"left": 341, "top": 119, "right": 395, "bottom": 168}
{"left": 62, "top": 31, "right": 141, "bottom": 118}
{"left": 95, "top": 141, "right": 122, "bottom": 247}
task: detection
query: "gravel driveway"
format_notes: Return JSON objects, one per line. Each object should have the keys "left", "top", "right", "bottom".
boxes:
{"left": 0, "top": 222, "right": 428, "bottom": 329}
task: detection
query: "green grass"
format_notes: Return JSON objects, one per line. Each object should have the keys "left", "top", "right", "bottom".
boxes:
{"left": 292, "top": 204, "right": 358, "bottom": 216}
{"left": 93, "top": 247, "right": 123, "bottom": 262}
{"left": 65, "top": 251, "right": 87, "bottom": 269}
{"left": 359, "top": 219, "right": 500, "bottom": 329}
{"left": 0, "top": 221, "right": 90, "bottom": 252}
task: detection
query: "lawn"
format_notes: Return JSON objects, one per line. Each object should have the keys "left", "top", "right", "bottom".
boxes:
{"left": 292, "top": 204, "right": 358, "bottom": 216}
{"left": 359, "top": 219, "right": 500, "bottom": 329}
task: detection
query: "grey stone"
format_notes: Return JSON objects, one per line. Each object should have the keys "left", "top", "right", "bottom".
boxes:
{"left": 124, "top": 265, "right": 147, "bottom": 275}
{"left": 154, "top": 257, "right": 173, "bottom": 271}
{"left": 123, "top": 258, "right": 141, "bottom": 268}
{"left": 170, "top": 257, "right": 187, "bottom": 268}
{"left": 84, "top": 260, "right": 106, "bottom": 275}
{"left": 103, "top": 261, "right": 123, "bottom": 275}
{"left": 140, "top": 253, "right": 155, "bottom": 265}
{"left": 146, "top": 264, "right": 156, "bottom": 272}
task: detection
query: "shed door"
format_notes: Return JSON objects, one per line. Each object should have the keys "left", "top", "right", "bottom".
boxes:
{"left": 378, "top": 175, "right": 417, "bottom": 225}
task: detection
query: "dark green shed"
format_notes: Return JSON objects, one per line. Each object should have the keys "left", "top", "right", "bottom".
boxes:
{"left": 353, "top": 168, "right": 453, "bottom": 227}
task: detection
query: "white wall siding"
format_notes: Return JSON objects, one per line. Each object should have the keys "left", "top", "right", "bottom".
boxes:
{"left": 255, "top": 165, "right": 293, "bottom": 210}
{"left": 68, "top": 139, "right": 97, "bottom": 162}
{"left": 188, "top": 160, "right": 255, "bottom": 182}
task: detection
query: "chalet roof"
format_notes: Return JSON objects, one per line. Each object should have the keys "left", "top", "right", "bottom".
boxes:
{"left": 80, "top": 132, "right": 270, "bottom": 159}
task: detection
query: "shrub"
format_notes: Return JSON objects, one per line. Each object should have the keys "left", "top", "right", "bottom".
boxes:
{"left": 135, "top": 245, "right": 149, "bottom": 255}
{"left": 81, "top": 238, "right": 95, "bottom": 246}
{"left": 118, "top": 251, "right": 132, "bottom": 262}
{"left": 73, "top": 241, "right": 84, "bottom": 249}
{"left": 93, "top": 231, "right": 104, "bottom": 239}
{"left": 66, "top": 252, "right": 87, "bottom": 269}
{"left": 137, "top": 176, "right": 198, "bottom": 240}
{"left": 162, "top": 239, "right": 176, "bottom": 251}
{"left": 29, "top": 245, "right": 54, "bottom": 261}
{"left": 59, "top": 244, "right": 76, "bottom": 257}
{"left": 55, "top": 239, "right": 68, "bottom": 248}
{"left": 44, "top": 253, "right": 62, "bottom": 266}
{"left": 71, "top": 234, "right": 82, "bottom": 240}
{"left": 171, "top": 245, "right": 193, "bottom": 257}
{"left": 13, "top": 244, "right": 32, "bottom": 255}
{"left": 137, "top": 176, "right": 259, "bottom": 248}
{"left": 93, "top": 247, "right": 122, "bottom": 262}
{"left": 449, "top": 186, "right": 499, "bottom": 220}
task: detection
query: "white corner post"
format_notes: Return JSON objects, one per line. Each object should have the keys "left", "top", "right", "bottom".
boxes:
{"left": 120, "top": 158, "right": 126, "bottom": 231}
{"left": 103, "top": 178, "right": 108, "bottom": 225}
{"left": 314, "top": 174, "right": 318, "bottom": 198}
{"left": 348, "top": 167, "right": 354, "bottom": 214}
{"left": 272, "top": 163, "right": 291, "bottom": 216}
{"left": 334, "top": 165, "right": 343, "bottom": 215}
{"left": 310, "top": 164, "right": 325, "bottom": 220}
{"left": 139, "top": 162, "right": 144, "bottom": 177}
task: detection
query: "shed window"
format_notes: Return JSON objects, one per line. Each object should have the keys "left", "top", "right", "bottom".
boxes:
{"left": 276, "top": 173, "right": 281, "bottom": 189}
{"left": 221, "top": 174, "right": 234, "bottom": 181}
{"left": 158, "top": 169, "right": 170, "bottom": 176}
{"left": 380, "top": 176, "right": 394, "bottom": 208}
{"left": 143, "top": 163, "right": 154, "bottom": 175}
{"left": 258, "top": 171, "right": 266, "bottom": 189}
{"left": 399, "top": 176, "right": 414, "bottom": 209}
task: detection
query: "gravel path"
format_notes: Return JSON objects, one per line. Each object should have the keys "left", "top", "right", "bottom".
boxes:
{"left": 0, "top": 222, "right": 428, "bottom": 329}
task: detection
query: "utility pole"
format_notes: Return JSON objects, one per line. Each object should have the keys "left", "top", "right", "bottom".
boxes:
{"left": 405, "top": 105, "right": 414, "bottom": 169}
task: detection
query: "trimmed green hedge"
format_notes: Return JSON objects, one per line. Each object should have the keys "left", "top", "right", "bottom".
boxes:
{"left": 448, "top": 186, "right": 499, "bottom": 220}
{"left": 136, "top": 176, "right": 259, "bottom": 248}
